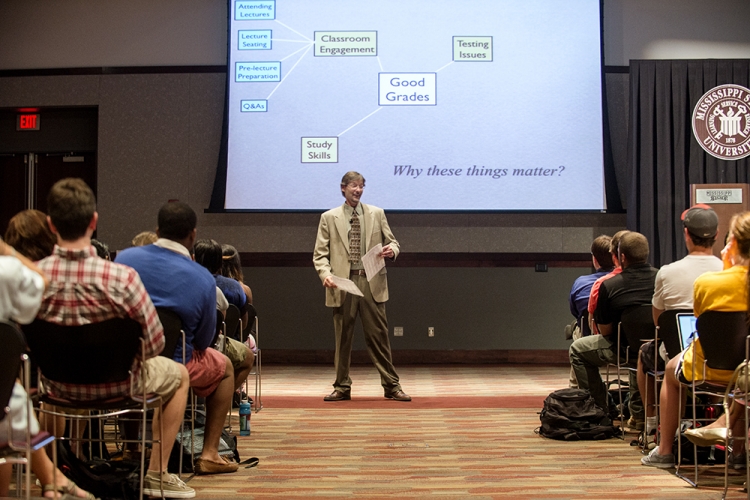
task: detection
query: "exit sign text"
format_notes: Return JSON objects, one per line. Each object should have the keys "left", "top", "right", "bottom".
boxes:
{"left": 17, "top": 114, "right": 40, "bottom": 131}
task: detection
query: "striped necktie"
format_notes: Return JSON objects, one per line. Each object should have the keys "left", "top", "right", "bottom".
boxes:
{"left": 349, "top": 211, "right": 361, "bottom": 263}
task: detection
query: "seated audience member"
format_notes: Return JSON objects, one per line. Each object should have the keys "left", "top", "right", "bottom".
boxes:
{"left": 115, "top": 202, "right": 243, "bottom": 475}
{"left": 221, "top": 243, "right": 253, "bottom": 305}
{"left": 568, "top": 235, "right": 614, "bottom": 387}
{"left": 194, "top": 239, "right": 246, "bottom": 310}
{"left": 570, "top": 232, "right": 657, "bottom": 426}
{"left": 587, "top": 230, "right": 630, "bottom": 334}
{"left": 570, "top": 235, "right": 615, "bottom": 325}
{"left": 193, "top": 238, "right": 255, "bottom": 378}
{"left": 90, "top": 238, "right": 110, "bottom": 260}
{"left": 216, "top": 286, "right": 229, "bottom": 316}
{"left": 0, "top": 238, "right": 97, "bottom": 500}
{"left": 4, "top": 209, "right": 56, "bottom": 261}
{"left": 636, "top": 205, "right": 722, "bottom": 435}
{"left": 131, "top": 230, "right": 158, "bottom": 247}
{"left": 34, "top": 179, "right": 193, "bottom": 497}
{"left": 220, "top": 243, "right": 257, "bottom": 352}
{"left": 642, "top": 212, "right": 750, "bottom": 468}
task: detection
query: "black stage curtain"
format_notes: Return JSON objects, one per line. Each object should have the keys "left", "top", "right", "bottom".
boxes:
{"left": 626, "top": 60, "right": 750, "bottom": 267}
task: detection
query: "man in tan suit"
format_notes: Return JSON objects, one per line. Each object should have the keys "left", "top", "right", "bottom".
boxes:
{"left": 313, "top": 171, "right": 410, "bottom": 402}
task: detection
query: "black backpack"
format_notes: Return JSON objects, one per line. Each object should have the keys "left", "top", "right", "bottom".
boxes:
{"left": 537, "top": 388, "right": 618, "bottom": 441}
{"left": 56, "top": 441, "right": 140, "bottom": 500}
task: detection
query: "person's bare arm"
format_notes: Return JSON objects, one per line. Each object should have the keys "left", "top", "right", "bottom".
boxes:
{"left": 241, "top": 282, "right": 253, "bottom": 305}
{"left": 0, "top": 239, "right": 48, "bottom": 289}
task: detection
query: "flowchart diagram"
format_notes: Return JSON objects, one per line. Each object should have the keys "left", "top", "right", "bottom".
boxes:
{"left": 225, "top": 0, "right": 606, "bottom": 211}
{"left": 232, "top": 0, "right": 493, "bottom": 164}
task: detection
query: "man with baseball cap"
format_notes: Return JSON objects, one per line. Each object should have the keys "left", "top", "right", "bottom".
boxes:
{"left": 636, "top": 204, "right": 722, "bottom": 436}
{"left": 682, "top": 203, "right": 721, "bottom": 239}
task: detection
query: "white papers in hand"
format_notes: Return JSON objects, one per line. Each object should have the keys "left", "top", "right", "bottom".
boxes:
{"left": 330, "top": 275, "right": 364, "bottom": 296}
{"left": 363, "top": 243, "right": 385, "bottom": 282}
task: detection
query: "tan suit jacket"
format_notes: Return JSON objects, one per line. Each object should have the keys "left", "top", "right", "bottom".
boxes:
{"left": 313, "top": 203, "right": 400, "bottom": 307}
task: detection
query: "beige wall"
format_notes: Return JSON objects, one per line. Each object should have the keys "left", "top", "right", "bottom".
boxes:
{"left": 0, "top": 72, "right": 627, "bottom": 252}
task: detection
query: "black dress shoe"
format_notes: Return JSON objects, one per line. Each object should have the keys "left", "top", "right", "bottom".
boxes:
{"left": 324, "top": 390, "right": 351, "bottom": 401}
{"left": 385, "top": 390, "right": 412, "bottom": 402}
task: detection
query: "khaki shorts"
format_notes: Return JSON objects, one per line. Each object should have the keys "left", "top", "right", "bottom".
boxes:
{"left": 135, "top": 356, "right": 183, "bottom": 400}
{"left": 223, "top": 337, "right": 251, "bottom": 371}
{"left": 49, "top": 357, "right": 182, "bottom": 415}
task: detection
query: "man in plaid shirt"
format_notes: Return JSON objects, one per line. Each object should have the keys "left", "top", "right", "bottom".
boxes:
{"left": 36, "top": 178, "right": 195, "bottom": 498}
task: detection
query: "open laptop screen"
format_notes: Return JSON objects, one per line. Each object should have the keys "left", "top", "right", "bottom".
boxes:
{"left": 675, "top": 313, "right": 698, "bottom": 351}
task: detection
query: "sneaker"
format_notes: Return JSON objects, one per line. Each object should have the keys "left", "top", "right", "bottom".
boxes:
{"left": 626, "top": 416, "right": 645, "bottom": 432}
{"left": 636, "top": 428, "right": 657, "bottom": 450}
{"left": 143, "top": 470, "right": 196, "bottom": 499}
{"left": 641, "top": 447, "right": 675, "bottom": 469}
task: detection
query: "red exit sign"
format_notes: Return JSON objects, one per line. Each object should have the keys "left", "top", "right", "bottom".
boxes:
{"left": 17, "top": 114, "right": 40, "bottom": 131}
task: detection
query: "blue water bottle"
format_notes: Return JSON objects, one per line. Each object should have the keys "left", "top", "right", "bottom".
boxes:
{"left": 239, "top": 399, "right": 251, "bottom": 436}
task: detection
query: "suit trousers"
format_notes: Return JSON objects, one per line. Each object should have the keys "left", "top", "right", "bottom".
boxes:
{"left": 332, "top": 273, "right": 401, "bottom": 394}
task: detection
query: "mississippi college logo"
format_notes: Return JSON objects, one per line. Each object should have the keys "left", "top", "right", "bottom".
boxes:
{"left": 692, "top": 84, "right": 750, "bottom": 161}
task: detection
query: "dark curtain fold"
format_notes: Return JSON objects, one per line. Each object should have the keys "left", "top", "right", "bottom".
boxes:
{"left": 209, "top": 84, "right": 231, "bottom": 210}
{"left": 626, "top": 59, "right": 750, "bottom": 267}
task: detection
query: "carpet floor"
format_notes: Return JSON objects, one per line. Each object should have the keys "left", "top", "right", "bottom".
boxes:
{"left": 184, "top": 364, "right": 749, "bottom": 499}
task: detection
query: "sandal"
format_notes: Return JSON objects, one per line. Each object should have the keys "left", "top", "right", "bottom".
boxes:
{"left": 43, "top": 480, "right": 99, "bottom": 500}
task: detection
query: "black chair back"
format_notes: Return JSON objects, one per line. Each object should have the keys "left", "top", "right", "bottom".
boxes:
{"left": 0, "top": 321, "right": 26, "bottom": 422}
{"left": 619, "top": 304, "right": 655, "bottom": 356}
{"left": 22, "top": 318, "right": 141, "bottom": 385}
{"left": 242, "top": 304, "right": 257, "bottom": 344}
{"left": 225, "top": 304, "right": 241, "bottom": 341}
{"left": 579, "top": 310, "right": 592, "bottom": 337}
{"left": 156, "top": 308, "right": 183, "bottom": 360}
{"left": 696, "top": 311, "right": 748, "bottom": 371}
{"left": 658, "top": 309, "right": 694, "bottom": 359}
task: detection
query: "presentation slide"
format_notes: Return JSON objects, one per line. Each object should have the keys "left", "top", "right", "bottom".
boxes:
{"left": 225, "top": 0, "right": 605, "bottom": 211}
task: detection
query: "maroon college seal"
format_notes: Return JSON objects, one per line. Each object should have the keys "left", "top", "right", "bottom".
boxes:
{"left": 692, "top": 84, "right": 750, "bottom": 161}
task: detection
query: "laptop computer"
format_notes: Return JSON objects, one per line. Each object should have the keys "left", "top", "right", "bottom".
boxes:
{"left": 675, "top": 313, "right": 698, "bottom": 351}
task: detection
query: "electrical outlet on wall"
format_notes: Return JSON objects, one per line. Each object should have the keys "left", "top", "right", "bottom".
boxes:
{"left": 428, "top": 327, "right": 435, "bottom": 337}
{"left": 394, "top": 326, "right": 403, "bottom": 337}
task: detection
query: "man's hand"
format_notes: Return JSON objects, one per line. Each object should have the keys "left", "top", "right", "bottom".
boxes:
{"left": 323, "top": 276, "right": 338, "bottom": 288}
{"left": 380, "top": 244, "right": 394, "bottom": 259}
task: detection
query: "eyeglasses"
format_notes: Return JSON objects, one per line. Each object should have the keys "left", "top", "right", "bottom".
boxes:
{"left": 347, "top": 183, "right": 365, "bottom": 190}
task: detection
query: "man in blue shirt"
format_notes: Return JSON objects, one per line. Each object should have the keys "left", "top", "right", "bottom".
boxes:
{"left": 567, "top": 235, "right": 614, "bottom": 388}
{"left": 569, "top": 235, "right": 615, "bottom": 326}
{"left": 116, "top": 202, "right": 239, "bottom": 476}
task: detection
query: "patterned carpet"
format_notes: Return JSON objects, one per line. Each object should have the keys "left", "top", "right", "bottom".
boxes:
{"left": 186, "top": 365, "right": 748, "bottom": 499}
